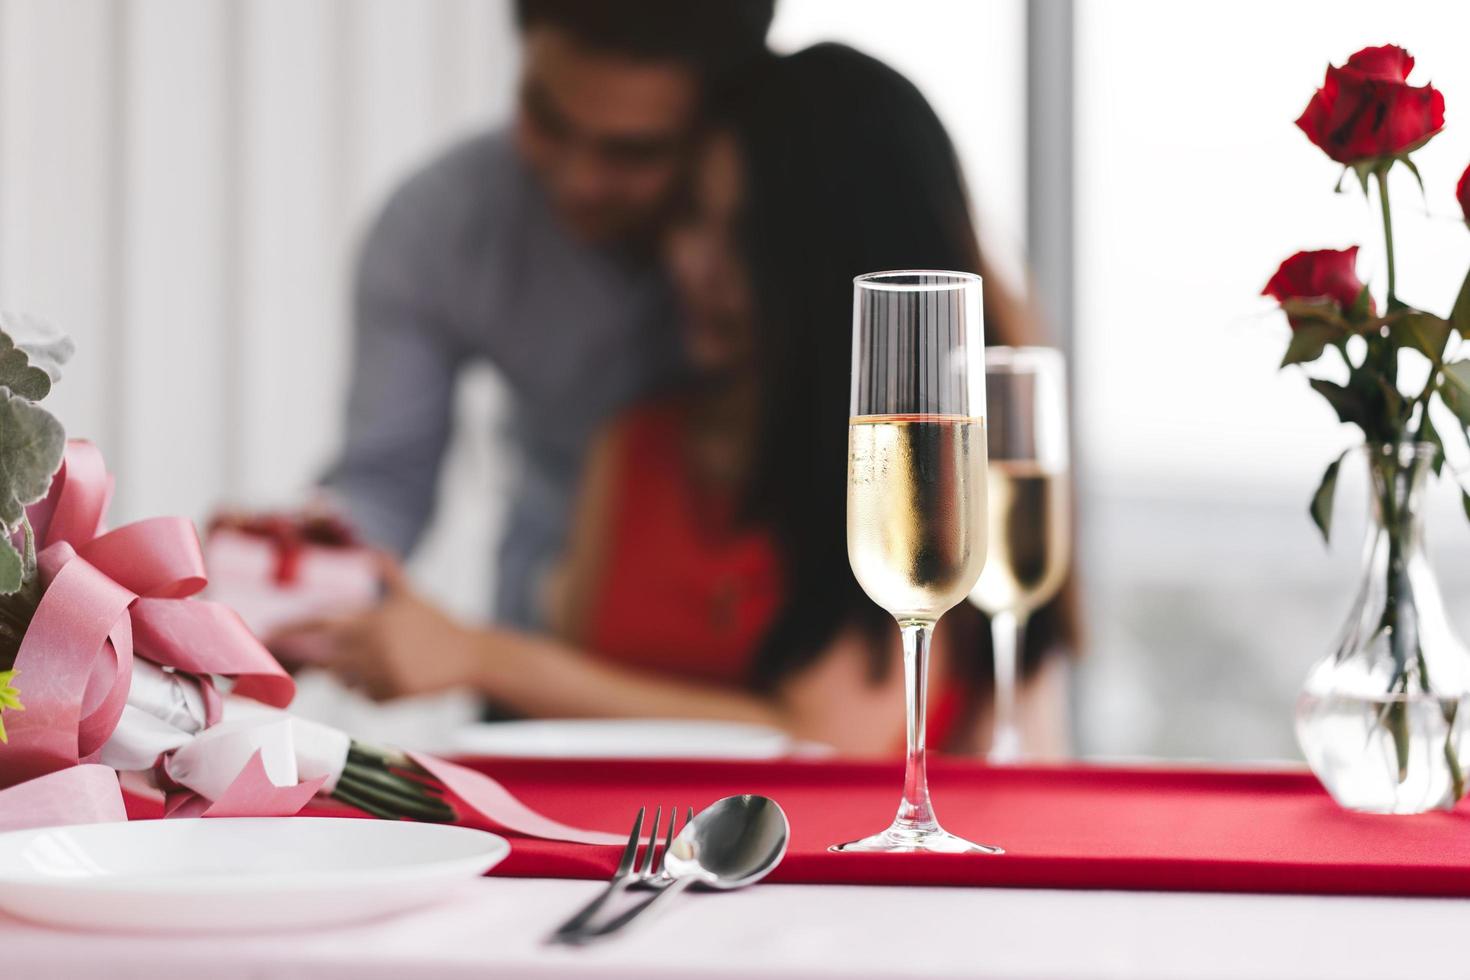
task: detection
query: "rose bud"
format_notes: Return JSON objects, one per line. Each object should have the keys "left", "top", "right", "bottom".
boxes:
{"left": 1262, "top": 247, "right": 1373, "bottom": 326}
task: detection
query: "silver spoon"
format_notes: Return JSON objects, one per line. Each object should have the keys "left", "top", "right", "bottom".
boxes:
{"left": 575, "top": 794, "right": 789, "bottom": 942}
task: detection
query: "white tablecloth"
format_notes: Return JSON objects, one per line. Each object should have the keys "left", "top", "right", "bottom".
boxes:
{"left": 4, "top": 877, "right": 1466, "bottom": 979}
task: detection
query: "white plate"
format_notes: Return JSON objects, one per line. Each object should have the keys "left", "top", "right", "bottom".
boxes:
{"left": 447, "top": 718, "right": 792, "bottom": 760}
{"left": 0, "top": 817, "right": 509, "bottom": 932}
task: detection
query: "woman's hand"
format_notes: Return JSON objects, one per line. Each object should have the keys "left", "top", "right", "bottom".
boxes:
{"left": 290, "top": 558, "right": 488, "bottom": 701}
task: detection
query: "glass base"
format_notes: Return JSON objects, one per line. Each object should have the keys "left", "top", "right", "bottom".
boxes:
{"left": 829, "top": 823, "right": 1003, "bottom": 855}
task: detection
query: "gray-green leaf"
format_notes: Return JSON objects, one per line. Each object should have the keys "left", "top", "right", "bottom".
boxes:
{"left": 0, "top": 313, "right": 73, "bottom": 401}
{"left": 0, "top": 536, "right": 22, "bottom": 594}
{"left": 0, "top": 391, "right": 65, "bottom": 529}
{"left": 1311, "top": 450, "right": 1350, "bottom": 544}
{"left": 0, "top": 345, "right": 50, "bottom": 402}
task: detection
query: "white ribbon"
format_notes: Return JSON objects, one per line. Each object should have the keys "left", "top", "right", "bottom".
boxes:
{"left": 223, "top": 695, "right": 350, "bottom": 793}
{"left": 165, "top": 717, "right": 302, "bottom": 801}
{"left": 99, "top": 659, "right": 207, "bottom": 772}
{"left": 99, "top": 660, "right": 350, "bottom": 798}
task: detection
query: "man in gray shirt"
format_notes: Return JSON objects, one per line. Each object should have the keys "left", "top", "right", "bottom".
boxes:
{"left": 323, "top": 1, "right": 776, "bottom": 629}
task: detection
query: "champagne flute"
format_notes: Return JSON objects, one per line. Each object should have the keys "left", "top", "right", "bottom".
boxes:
{"left": 835, "top": 270, "right": 1000, "bottom": 855}
{"left": 969, "top": 347, "right": 1071, "bottom": 763}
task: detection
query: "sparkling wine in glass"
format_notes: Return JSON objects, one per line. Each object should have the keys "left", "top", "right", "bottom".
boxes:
{"left": 834, "top": 270, "right": 1000, "bottom": 855}
{"left": 969, "top": 346, "right": 1071, "bottom": 763}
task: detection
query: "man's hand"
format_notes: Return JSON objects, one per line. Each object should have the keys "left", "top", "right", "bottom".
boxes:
{"left": 286, "top": 558, "right": 486, "bottom": 702}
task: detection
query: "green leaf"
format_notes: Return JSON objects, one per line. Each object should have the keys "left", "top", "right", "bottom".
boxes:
{"left": 1463, "top": 488, "right": 1470, "bottom": 524}
{"left": 1281, "top": 322, "right": 1340, "bottom": 367}
{"left": 0, "top": 391, "right": 65, "bottom": 531}
{"left": 1390, "top": 312, "right": 1452, "bottom": 363}
{"left": 0, "top": 668, "right": 20, "bottom": 743}
{"left": 1311, "top": 451, "right": 1350, "bottom": 543}
{"left": 1349, "top": 285, "right": 1374, "bottom": 322}
{"left": 1376, "top": 376, "right": 1404, "bottom": 424}
{"left": 1439, "top": 361, "right": 1470, "bottom": 428}
{"left": 1352, "top": 160, "right": 1376, "bottom": 196}
{"left": 0, "top": 313, "right": 73, "bottom": 401}
{"left": 1452, "top": 267, "right": 1470, "bottom": 339}
{"left": 1280, "top": 298, "right": 1350, "bottom": 330}
{"left": 1400, "top": 155, "right": 1427, "bottom": 199}
{"left": 1310, "top": 378, "right": 1369, "bottom": 428}
{"left": 0, "top": 537, "right": 21, "bottom": 594}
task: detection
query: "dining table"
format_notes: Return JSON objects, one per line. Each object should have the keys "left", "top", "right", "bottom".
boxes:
{"left": 7, "top": 755, "right": 1470, "bottom": 979}
{"left": 3, "top": 877, "right": 1468, "bottom": 979}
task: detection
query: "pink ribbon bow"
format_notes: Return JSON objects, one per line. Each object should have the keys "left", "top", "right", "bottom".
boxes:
{"left": 0, "top": 442, "right": 622, "bottom": 847}
{"left": 0, "top": 441, "right": 303, "bottom": 811}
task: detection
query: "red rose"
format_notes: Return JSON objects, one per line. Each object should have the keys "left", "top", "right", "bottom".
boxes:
{"left": 1295, "top": 45, "right": 1444, "bottom": 165}
{"left": 1263, "top": 247, "right": 1373, "bottom": 323}
{"left": 1458, "top": 162, "right": 1470, "bottom": 226}
{"left": 1342, "top": 44, "right": 1414, "bottom": 81}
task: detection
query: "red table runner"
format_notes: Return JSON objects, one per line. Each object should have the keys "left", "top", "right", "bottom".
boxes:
{"left": 454, "top": 757, "right": 1470, "bottom": 897}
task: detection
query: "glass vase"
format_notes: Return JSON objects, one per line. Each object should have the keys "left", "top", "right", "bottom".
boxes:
{"left": 1295, "top": 442, "right": 1470, "bottom": 814}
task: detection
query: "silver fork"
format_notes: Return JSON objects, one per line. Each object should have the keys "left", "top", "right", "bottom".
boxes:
{"left": 547, "top": 805, "right": 691, "bottom": 945}
{"left": 631, "top": 805, "right": 694, "bottom": 891}
{"left": 546, "top": 806, "right": 647, "bottom": 944}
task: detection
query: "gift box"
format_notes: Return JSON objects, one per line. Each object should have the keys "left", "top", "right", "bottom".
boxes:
{"left": 203, "top": 518, "right": 380, "bottom": 665}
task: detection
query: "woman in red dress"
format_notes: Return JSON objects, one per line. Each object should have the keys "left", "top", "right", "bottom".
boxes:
{"left": 330, "top": 45, "right": 1076, "bottom": 756}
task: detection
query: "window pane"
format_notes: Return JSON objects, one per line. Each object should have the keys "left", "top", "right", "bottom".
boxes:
{"left": 1075, "top": 0, "right": 1470, "bottom": 759}
{"left": 771, "top": 0, "right": 1028, "bottom": 284}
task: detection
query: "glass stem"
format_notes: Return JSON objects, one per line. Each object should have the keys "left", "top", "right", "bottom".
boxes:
{"left": 990, "top": 609, "right": 1025, "bottom": 762}
{"left": 895, "top": 622, "right": 938, "bottom": 833}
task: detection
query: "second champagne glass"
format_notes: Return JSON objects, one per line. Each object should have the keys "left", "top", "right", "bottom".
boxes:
{"left": 835, "top": 270, "right": 1000, "bottom": 855}
{"left": 969, "top": 347, "right": 1071, "bottom": 763}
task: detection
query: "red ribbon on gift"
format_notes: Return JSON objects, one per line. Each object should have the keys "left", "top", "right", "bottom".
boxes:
{"left": 0, "top": 441, "right": 302, "bottom": 810}
{"left": 208, "top": 512, "right": 360, "bottom": 586}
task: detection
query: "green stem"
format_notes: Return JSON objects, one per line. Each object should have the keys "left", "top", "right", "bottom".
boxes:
{"left": 1377, "top": 169, "right": 1397, "bottom": 307}
{"left": 1445, "top": 702, "right": 1465, "bottom": 803}
{"left": 1377, "top": 452, "right": 1413, "bottom": 783}
{"left": 1375, "top": 449, "right": 1465, "bottom": 801}
{"left": 329, "top": 740, "right": 457, "bottom": 822}
{"left": 1386, "top": 676, "right": 1411, "bottom": 784}
{"left": 1411, "top": 388, "right": 1435, "bottom": 445}
{"left": 333, "top": 771, "right": 454, "bottom": 822}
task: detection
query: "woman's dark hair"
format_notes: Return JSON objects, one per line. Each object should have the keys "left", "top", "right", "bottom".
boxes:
{"left": 722, "top": 44, "right": 1073, "bottom": 700}
{"left": 513, "top": 0, "right": 775, "bottom": 81}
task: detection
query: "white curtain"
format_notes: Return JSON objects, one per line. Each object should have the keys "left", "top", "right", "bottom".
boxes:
{"left": 0, "top": 0, "right": 1029, "bottom": 621}
{"left": 0, "top": 0, "right": 518, "bottom": 615}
